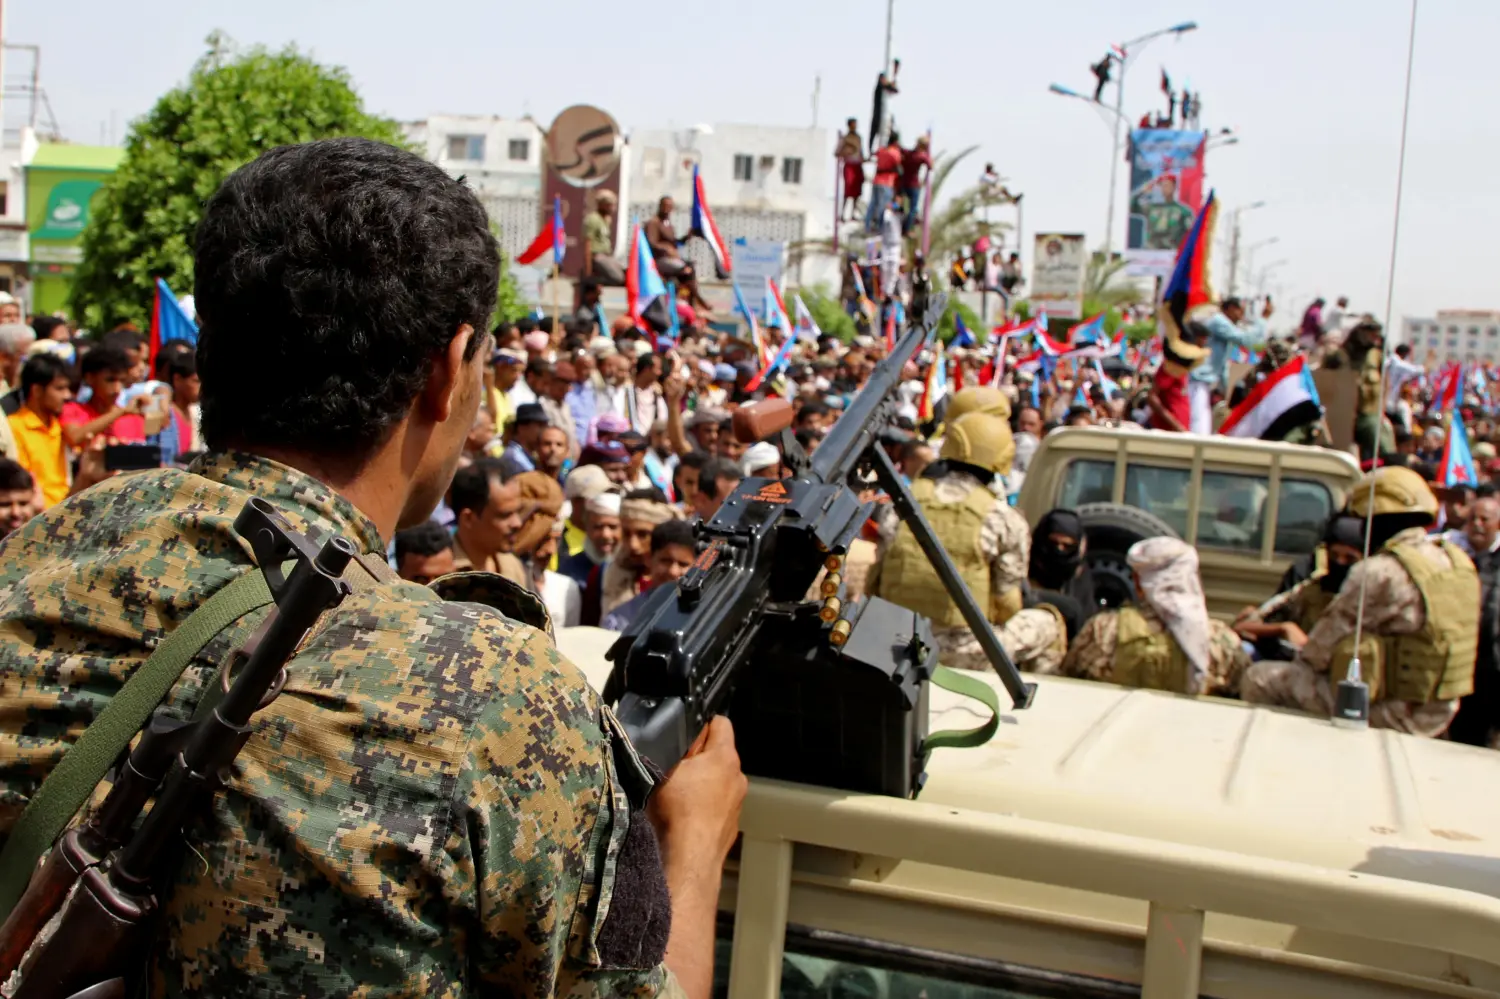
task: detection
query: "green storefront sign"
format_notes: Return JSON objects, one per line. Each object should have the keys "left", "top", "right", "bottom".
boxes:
{"left": 26, "top": 144, "right": 123, "bottom": 317}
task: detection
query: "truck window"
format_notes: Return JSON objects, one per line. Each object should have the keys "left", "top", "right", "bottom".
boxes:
{"left": 1058, "top": 459, "right": 1114, "bottom": 508}
{"left": 714, "top": 924, "right": 1138, "bottom": 999}
{"left": 1197, "top": 471, "right": 1268, "bottom": 551}
{"left": 1274, "top": 479, "right": 1334, "bottom": 554}
{"left": 1123, "top": 465, "right": 1190, "bottom": 537}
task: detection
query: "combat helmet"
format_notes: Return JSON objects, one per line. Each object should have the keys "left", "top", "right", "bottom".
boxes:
{"left": 946, "top": 386, "right": 1011, "bottom": 423}
{"left": 1347, "top": 465, "right": 1439, "bottom": 520}
{"left": 940, "top": 411, "right": 1015, "bottom": 476}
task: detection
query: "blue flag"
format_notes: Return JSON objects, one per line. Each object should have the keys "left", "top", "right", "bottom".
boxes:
{"left": 1442, "top": 415, "right": 1478, "bottom": 487}
{"left": 952, "top": 312, "right": 976, "bottom": 348}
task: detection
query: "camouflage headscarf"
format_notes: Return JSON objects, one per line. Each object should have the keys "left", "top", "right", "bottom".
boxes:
{"left": 1127, "top": 537, "right": 1211, "bottom": 694}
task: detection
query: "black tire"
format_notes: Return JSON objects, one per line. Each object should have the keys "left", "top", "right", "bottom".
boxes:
{"left": 1073, "top": 502, "right": 1180, "bottom": 609}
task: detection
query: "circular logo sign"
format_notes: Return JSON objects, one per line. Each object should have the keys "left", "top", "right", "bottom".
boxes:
{"left": 546, "top": 105, "right": 622, "bottom": 188}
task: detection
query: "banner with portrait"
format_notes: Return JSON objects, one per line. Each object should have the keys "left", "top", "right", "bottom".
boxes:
{"left": 1125, "top": 129, "right": 1206, "bottom": 277}
{"left": 1030, "top": 233, "right": 1087, "bottom": 320}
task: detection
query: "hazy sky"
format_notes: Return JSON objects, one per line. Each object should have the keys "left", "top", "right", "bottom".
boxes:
{"left": 11, "top": 0, "right": 1497, "bottom": 326}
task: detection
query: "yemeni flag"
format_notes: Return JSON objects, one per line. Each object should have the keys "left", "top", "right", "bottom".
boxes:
{"left": 1219, "top": 356, "right": 1322, "bottom": 440}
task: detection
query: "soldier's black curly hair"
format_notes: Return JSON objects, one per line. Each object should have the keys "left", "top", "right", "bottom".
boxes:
{"left": 194, "top": 137, "right": 499, "bottom": 467}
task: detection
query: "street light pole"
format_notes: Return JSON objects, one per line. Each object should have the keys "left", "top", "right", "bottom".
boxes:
{"left": 883, "top": 0, "right": 895, "bottom": 74}
{"left": 1100, "top": 21, "right": 1198, "bottom": 262}
{"left": 1243, "top": 237, "right": 1279, "bottom": 296}
{"left": 1225, "top": 200, "right": 1266, "bottom": 298}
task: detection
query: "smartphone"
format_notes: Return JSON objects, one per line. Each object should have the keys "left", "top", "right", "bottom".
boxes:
{"left": 104, "top": 444, "right": 163, "bottom": 472}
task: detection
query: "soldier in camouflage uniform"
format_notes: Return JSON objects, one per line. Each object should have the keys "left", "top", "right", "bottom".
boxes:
{"left": 1242, "top": 467, "right": 1478, "bottom": 737}
{"left": 1062, "top": 537, "right": 1249, "bottom": 695}
{"left": 869, "top": 409, "right": 1065, "bottom": 674}
{"left": 0, "top": 139, "right": 744, "bottom": 997}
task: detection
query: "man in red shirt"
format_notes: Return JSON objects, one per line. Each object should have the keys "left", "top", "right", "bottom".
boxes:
{"left": 61, "top": 344, "right": 148, "bottom": 449}
{"left": 1147, "top": 339, "right": 1206, "bottom": 432}
{"left": 864, "top": 133, "right": 904, "bottom": 235}
{"left": 900, "top": 135, "right": 932, "bottom": 234}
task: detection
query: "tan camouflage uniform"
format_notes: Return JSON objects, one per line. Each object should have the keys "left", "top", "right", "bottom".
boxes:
{"left": 0, "top": 453, "right": 683, "bottom": 998}
{"left": 1061, "top": 604, "right": 1250, "bottom": 695}
{"left": 1241, "top": 526, "right": 1462, "bottom": 736}
{"left": 873, "top": 472, "right": 1047, "bottom": 672}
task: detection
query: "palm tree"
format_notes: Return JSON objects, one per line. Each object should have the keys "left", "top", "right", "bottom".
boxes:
{"left": 1082, "top": 251, "right": 1148, "bottom": 312}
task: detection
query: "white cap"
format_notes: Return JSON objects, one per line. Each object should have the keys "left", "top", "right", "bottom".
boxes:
{"left": 740, "top": 441, "right": 781, "bottom": 477}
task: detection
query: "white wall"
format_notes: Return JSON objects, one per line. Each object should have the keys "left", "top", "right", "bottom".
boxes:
{"left": 403, "top": 115, "right": 545, "bottom": 198}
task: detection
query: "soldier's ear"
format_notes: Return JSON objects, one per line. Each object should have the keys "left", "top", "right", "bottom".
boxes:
{"left": 420, "top": 324, "right": 476, "bottom": 425}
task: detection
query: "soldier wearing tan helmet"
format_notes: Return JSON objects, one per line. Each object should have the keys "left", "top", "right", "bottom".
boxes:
{"left": 913, "top": 386, "right": 1013, "bottom": 490}
{"left": 1242, "top": 466, "right": 1479, "bottom": 737}
{"left": 868, "top": 410, "right": 1068, "bottom": 673}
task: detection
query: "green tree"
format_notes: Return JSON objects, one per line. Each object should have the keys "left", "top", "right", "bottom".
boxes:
{"left": 70, "top": 33, "right": 405, "bottom": 330}
{"left": 788, "top": 283, "right": 856, "bottom": 342}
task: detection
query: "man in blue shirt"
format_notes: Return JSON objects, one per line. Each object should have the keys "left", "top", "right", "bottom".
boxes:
{"left": 1188, "top": 297, "right": 1269, "bottom": 435}
{"left": 499, "top": 402, "right": 548, "bottom": 479}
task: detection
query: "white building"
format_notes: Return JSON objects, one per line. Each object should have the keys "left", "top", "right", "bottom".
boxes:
{"left": 1401, "top": 310, "right": 1500, "bottom": 366}
{"left": 624, "top": 123, "right": 838, "bottom": 290}
{"left": 404, "top": 113, "right": 841, "bottom": 293}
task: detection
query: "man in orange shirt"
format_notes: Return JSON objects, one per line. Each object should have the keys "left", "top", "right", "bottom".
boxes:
{"left": 7, "top": 353, "right": 72, "bottom": 507}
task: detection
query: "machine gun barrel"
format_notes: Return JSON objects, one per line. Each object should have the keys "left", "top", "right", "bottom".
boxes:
{"left": 809, "top": 314, "right": 933, "bottom": 485}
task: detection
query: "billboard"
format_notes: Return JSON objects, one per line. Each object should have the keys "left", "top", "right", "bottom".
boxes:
{"left": 26, "top": 144, "right": 123, "bottom": 315}
{"left": 731, "top": 237, "right": 785, "bottom": 319}
{"left": 1125, "top": 129, "right": 1206, "bottom": 277}
{"left": 1030, "top": 233, "right": 1087, "bottom": 320}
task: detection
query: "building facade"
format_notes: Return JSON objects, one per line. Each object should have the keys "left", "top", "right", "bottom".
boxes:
{"left": 25, "top": 141, "right": 122, "bottom": 317}
{"left": 1401, "top": 310, "right": 1500, "bottom": 367}
{"left": 403, "top": 114, "right": 841, "bottom": 292}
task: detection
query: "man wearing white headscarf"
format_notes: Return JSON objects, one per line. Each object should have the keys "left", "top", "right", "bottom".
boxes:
{"left": 1061, "top": 537, "right": 1248, "bottom": 696}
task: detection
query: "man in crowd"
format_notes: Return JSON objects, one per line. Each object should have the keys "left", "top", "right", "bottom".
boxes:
{"left": 627, "top": 352, "right": 668, "bottom": 435}
{"left": 1063, "top": 537, "right": 1249, "bottom": 693}
{"left": 536, "top": 361, "right": 578, "bottom": 458}
{"left": 7, "top": 352, "right": 72, "bottom": 507}
{"left": 580, "top": 438, "right": 633, "bottom": 485}
{"left": 900, "top": 135, "right": 932, "bottom": 234}
{"left": 563, "top": 489, "right": 623, "bottom": 595}
{"left": 61, "top": 344, "right": 149, "bottom": 449}
{"left": 536, "top": 424, "right": 570, "bottom": 482}
{"left": 450, "top": 456, "right": 527, "bottom": 585}
{"left": 672, "top": 450, "right": 708, "bottom": 516}
{"left": 583, "top": 192, "right": 624, "bottom": 286}
{"left": 693, "top": 456, "right": 742, "bottom": 522}
{"left": 0, "top": 137, "right": 744, "bottom": 995}
{"left": 685, "top": 409, "right": 723, "bottom": 453}
{"left": 1187, "top": 297, "right": 1268, "bottom": 435}
{"left": 393, "top": 519, "right": 458, "bottom": 585}
{"left": 1450, "top": 495, "right": 1500, "bottom": 748}
{"left": 643, "top": 196, "right": 708, "bottom": 312}
{"left": 602, "top": 519, "right": 698, "bottom": 632}
{"left": 162, "top": 347, "right": 201, "bottom": 454}
{"left": 0, "top": 457, "right": 35, "bottom": 536}
{"left": 499, "top": 402, "right": 549, "bottom": 479}
{"left": 489, "top": 345, "right": 524, "bottom": 432}
{"left": 1242, "top": 466, "right": 1478, "bottom": 737}
{"left": 835, "top": 118, "right": 864, "bottom": 223}
{"left": 597, "top": 488, "right": 679, "bottom": 621}
{"left": 865, "top": 132, "right": 902, "bottom": 234}
{"left": 0, "top": 322, "right": 35, "bottom": 408}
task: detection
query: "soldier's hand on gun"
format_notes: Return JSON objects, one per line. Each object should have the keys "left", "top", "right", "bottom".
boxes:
{"left": 648, "top": 715, "right": 747, "bottom": 868}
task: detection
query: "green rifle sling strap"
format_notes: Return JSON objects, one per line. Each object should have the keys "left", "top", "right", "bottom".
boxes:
{"left": 924, "top": 664, "right": 1002, "bottom": 751}
{"left": 0, "top": 569, "right": 273, "bottom": 921}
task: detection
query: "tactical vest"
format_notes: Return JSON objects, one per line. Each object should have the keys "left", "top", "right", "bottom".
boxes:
{"left": 1113, "top": 606, "right": 1192, "bottom": 693}
{"left": 876, "top": 478, "right": 993, "bottom": 628}
{"left": 1029, "top": 601, "right": 1069, "bottom": 670}
{"left": 1329, "top": 539, "right": 1478, "bottom": 703}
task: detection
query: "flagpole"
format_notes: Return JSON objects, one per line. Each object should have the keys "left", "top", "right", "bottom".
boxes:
{"left": 918, "top": 129, "right": 935, "bottom": 259}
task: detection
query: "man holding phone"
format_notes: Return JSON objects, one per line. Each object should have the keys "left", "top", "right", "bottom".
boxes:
{"left": 60, "top": 344, "right": 148, "bottom": 449}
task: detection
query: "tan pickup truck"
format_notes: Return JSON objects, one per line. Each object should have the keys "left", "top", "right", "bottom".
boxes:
{"left": 561, "top": 626, "right": 1500, "bottom": 999}
{"left": 1015, "top": 427, "right": 1364, "bottom": 619}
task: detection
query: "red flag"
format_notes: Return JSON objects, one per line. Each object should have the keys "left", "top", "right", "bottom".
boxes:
{"left": 516, "top": 212, "right": 559, "bottom": 266}
{"left": 884, "top": 307, "right": 896, "bottom": 352}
